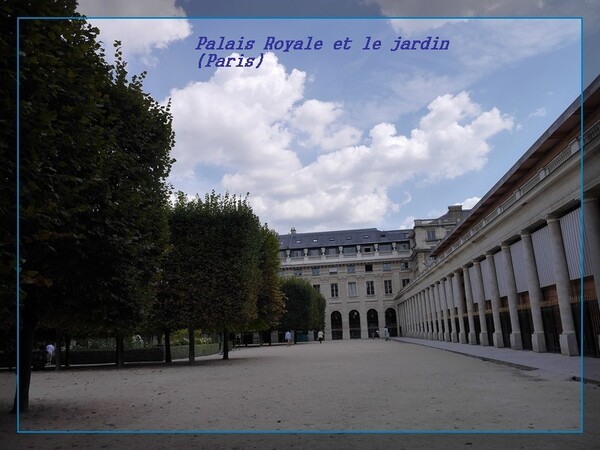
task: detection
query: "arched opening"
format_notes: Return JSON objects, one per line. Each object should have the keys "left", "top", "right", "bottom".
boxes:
{"left": 349, "top": 310, "right": 361, "bottom": 339}
{"left": 367, "top": 309, "right": 379, "bottom": 338}
{"left": 385, "top": 308, "right": 398, "bottom": 337}
{"left": 330, "top": 311, "right": 343, "bottom": 340}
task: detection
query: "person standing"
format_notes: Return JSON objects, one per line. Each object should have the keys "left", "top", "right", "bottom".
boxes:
{"left": 285, "top": 330, "right": 292, "bottom": 346}
{"left": 384, "top": 327, "right": 390, "bottom": 341}
{"left": 317, "top": 330, "right": 324, "bottom": 343}
{"left": 46, "top": 343, "right": 55, "bottom": 364}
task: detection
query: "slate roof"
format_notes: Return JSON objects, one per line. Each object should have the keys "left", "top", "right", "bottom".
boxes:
{"left": 278, "top": 228, "right": 411, "bottom": 250}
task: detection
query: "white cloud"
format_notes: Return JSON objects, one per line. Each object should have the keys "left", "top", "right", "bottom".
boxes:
{"left": 529, "top": 107, "right": 547, "bottom": 118}
{"left": 166, "top": 52, "right": 513, "bottom": 233}
{"left": 77, "top": 0, "right": 192, "bottom": 66}
{"left": 291, "top": 100, "right": 362, "bottom": 151}
{"left": 455, "top": 196, "right": 481, "bottom": 209}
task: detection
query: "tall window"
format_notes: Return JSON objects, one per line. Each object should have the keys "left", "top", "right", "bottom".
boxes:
{"left": 348, "top": 282, "right": 357, "bottom": 297}
{"left": 382, "top": 262, "right": 391, "bottom": 271}
{"left": 313, "top": 284, "right": 320, "bottom": 292}
{"left": 331, "top": 283, "right": 339, "bottom": 298}
{"left": 426, "top": 229, "right": 436, "bottom": 240}
{"left": 365, "top": 263, "right": 373, "bottom": 272}
{"left": 311, "top": 267, "right": 320, "bottom": 276}
{"left": 402, "top": 278, "right": 410, "bottom": 287}
{"left": 366, "top": 280, "right": 375, "bottom": 296}
{"left": 347, "top": 264, "right": 355, "bottom": 273}
{"left": 384, "top": 279, "right": 393, "bottom": 294}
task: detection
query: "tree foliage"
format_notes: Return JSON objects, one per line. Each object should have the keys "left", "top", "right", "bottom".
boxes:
{"left": 5, "top": 0, "right": 174, "bottom": 410}
{"left": 278, "top": 277, "right": 326, "bottom": 335}
{"left": 154, "top": 191, "right": 284, "bottom": 360}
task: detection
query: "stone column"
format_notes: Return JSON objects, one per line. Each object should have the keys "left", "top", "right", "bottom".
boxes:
{"left": 434, "top": 282, "right": 444, "bottom": 340}
{"left": 416, "top": 293, "right": 424, "bottom": 338}
{"left": 422, "top": 290, "right": 431, "bottom": 339}
{"left": 407, "top": 297, "right": 414, "bottom": 337}
{"left": 485, "top": 252, "right": 504, "bottom": 348}
{"left": 547, "top": 216, "right": 578, "bottom": 356}
{"left": 501, "top": 243, "right": 523, "bottom": 350}
{"left": 439, "top": 278, "right": 451, "bottom": 341}
{"left": 445, "top": 275, "right": 458, "bottom": 342}
{"left": 583, "top": 196, "right": 600, "bottom": 350}
{"left": 462, "top": 265, "right": 477, "bottom": 345}
{"left": 453, "top": 269, "right": 467, "bottom": 344}
{"left": 520, "top": 232, "right": 546, "bottom": 352}
{"left": 473, "top": 260, "right": 489, "bottom": 346}
{"left": 427, "top": 287, "right": 437, "bottom": 340}
{"left": 342, "top": 303, "right": 350, "bottom": 340}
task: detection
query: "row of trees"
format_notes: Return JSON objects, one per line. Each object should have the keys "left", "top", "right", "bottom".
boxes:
{"left": 1, "top": 0, "right": 326, "bottom": 412}
{"left": 152, "top": 191, "right": 285, "bottom": 361}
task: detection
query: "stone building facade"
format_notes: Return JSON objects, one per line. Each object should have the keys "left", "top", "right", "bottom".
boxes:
{"left": 395, "top": 76, "right": 600, "bottom": 357}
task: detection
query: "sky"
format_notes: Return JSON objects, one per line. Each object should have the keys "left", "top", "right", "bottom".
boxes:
{"left": 74, "top": 0, "right": 598, "bottom": 235}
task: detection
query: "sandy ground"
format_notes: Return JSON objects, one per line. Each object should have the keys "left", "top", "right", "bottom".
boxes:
{"left": 1, "top": 339, "right": 599, "bottom": 449}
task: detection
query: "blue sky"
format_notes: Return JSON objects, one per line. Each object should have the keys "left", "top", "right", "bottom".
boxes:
{"left": 75, "top": 1, "right": 596, "bottom": 234}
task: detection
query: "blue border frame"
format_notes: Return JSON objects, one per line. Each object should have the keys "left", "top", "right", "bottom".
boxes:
{"left": 15, "top": 15, "right": 585, "bottom": 435}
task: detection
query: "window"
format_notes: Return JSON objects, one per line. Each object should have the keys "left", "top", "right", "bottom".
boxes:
{"left": 331, "top": 283, "right": 339, "bottom": 298}
{"left": 348, "top": 282, "right": 357, "bottom": 297}
{"left": 400, "top": 262, "right": 409, "bottom": 270}
{"left": 363, "top": 247, "right": 372, "bottom": 253}
{"left": 402, "top": 278, "right": 410, "bottom": 287}
{"left": 311, "top": 267, "right": 320, "bottom": 276}
{"left": 426, "top": 229, "right": 436, "bottom": 240}
{"left": 365, "top": 264, "right": 373, "bottom": 272}
{"left": 313, "top": 284, "right": 320, "bottom": 292}
{"left": 366, "top": 281, "right": 375, "bottom": 296}
{"left": 384, "top": 280, "right": 393, "bottom": 295}
{"left": 312, "top": 238, "right": 318, "bottom": 242}
{"left": 382, "top": 263, "right": 391, "bottom": 271}
{"left": 329, "top": 267, "right": 338, "bottom": 274}
{"left": 347, "top": 264, "right": 355, "bottom": 273}
{"left": 294, "top": 268, "right": 302, "bottom": 276}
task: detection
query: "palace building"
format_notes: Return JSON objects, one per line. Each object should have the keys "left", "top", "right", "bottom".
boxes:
{"left": 277, "top": 205, "right": 469, "bottom": 341}
{"left": 395, "top": 75, "right": 600, "bottom": 357}
{"left": 279, "top": 76, "right": 600, "bottom": 357}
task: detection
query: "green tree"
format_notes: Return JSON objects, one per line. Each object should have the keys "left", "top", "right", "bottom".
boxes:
{"left": 8, "top": 1, "right": 174, "bottom": 411}
{"left": 279, "top": 277, "right": 326, "bottom": 343}
{"left": 245, "top": 225, "right": 285, "bottom": 342}
{"left": 156, "top": 192, "right": 283, "bottom": 360}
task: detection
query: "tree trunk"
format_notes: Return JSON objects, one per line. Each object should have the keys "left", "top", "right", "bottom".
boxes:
{"left": 64, "top": 334, "right": 71, "bottom": 368}
{"left": 222, "top": 328, "right": 229, "bottom": 360}
{"left": 54, "top": 330, "right": 62, "bottom": 371}
{"left": 115, "top": 333, "right": 124, "bottom": 368}
{"left": 164, "top": 327, "right": 172, "bottom": 364}
{"left": 12, "top": 299, "right": 36, "bottom": 413}
{"left": 187, "top": 327, "right": 195, "bottom": 365}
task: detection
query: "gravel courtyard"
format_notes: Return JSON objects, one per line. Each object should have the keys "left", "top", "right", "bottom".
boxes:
{"left": 1, "top": 339, "right": 598, "bottom": 449}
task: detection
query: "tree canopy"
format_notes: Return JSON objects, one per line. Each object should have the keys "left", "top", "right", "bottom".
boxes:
{"left": 154, "top": 192, "right": 284, "bottom": 359}
{"left": 279, "top": 277, "right": 326, "bottom": 337}
{"left": 5, "top": 0, "right": 175, "bottom": 410}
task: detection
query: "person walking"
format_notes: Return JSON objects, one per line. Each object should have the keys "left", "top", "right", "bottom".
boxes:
{"left": 384, "top": 327, "right": 390, "bottom": 341}
{"left": 317, "top": 330, "right": 324, "bottom": 343}
{"left": 46, "top": 343, "right": 55, "bottom": 364}
{"left": 285, "top": 330, "right": 292, "bottom": 346}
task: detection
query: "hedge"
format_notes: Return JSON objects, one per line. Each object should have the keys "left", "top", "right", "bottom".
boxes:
{"left": 0, "top": 343, "right": 222, "bottom": 367}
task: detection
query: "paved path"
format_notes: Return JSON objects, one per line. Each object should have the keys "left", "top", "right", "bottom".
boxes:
{"left": 1, "top": 339, "right": 598, "bottom": 449}
{"left": 393, "top": 336, "right": 600, "bottom": 384}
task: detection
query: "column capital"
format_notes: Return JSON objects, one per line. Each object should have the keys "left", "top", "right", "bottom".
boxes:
{"left": 472, "top": 259, "right": 481, "bottom": 267}
{"left": 546, "top": 214, "right": 560, "bottom": 223}
{"left": 453, "top": 268, "right": 462, "bottom": 276}
{"left": 447, "top": 272, "right": 454, "bottom": 279}
{"left": 520, "top": 230, "right": 532, "bottom": 239}
{"left": 462, "top": 263, "right": 472, "bottom": 270}
{"left": 485, "top": 250, "right": 495, "bottom": 258}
